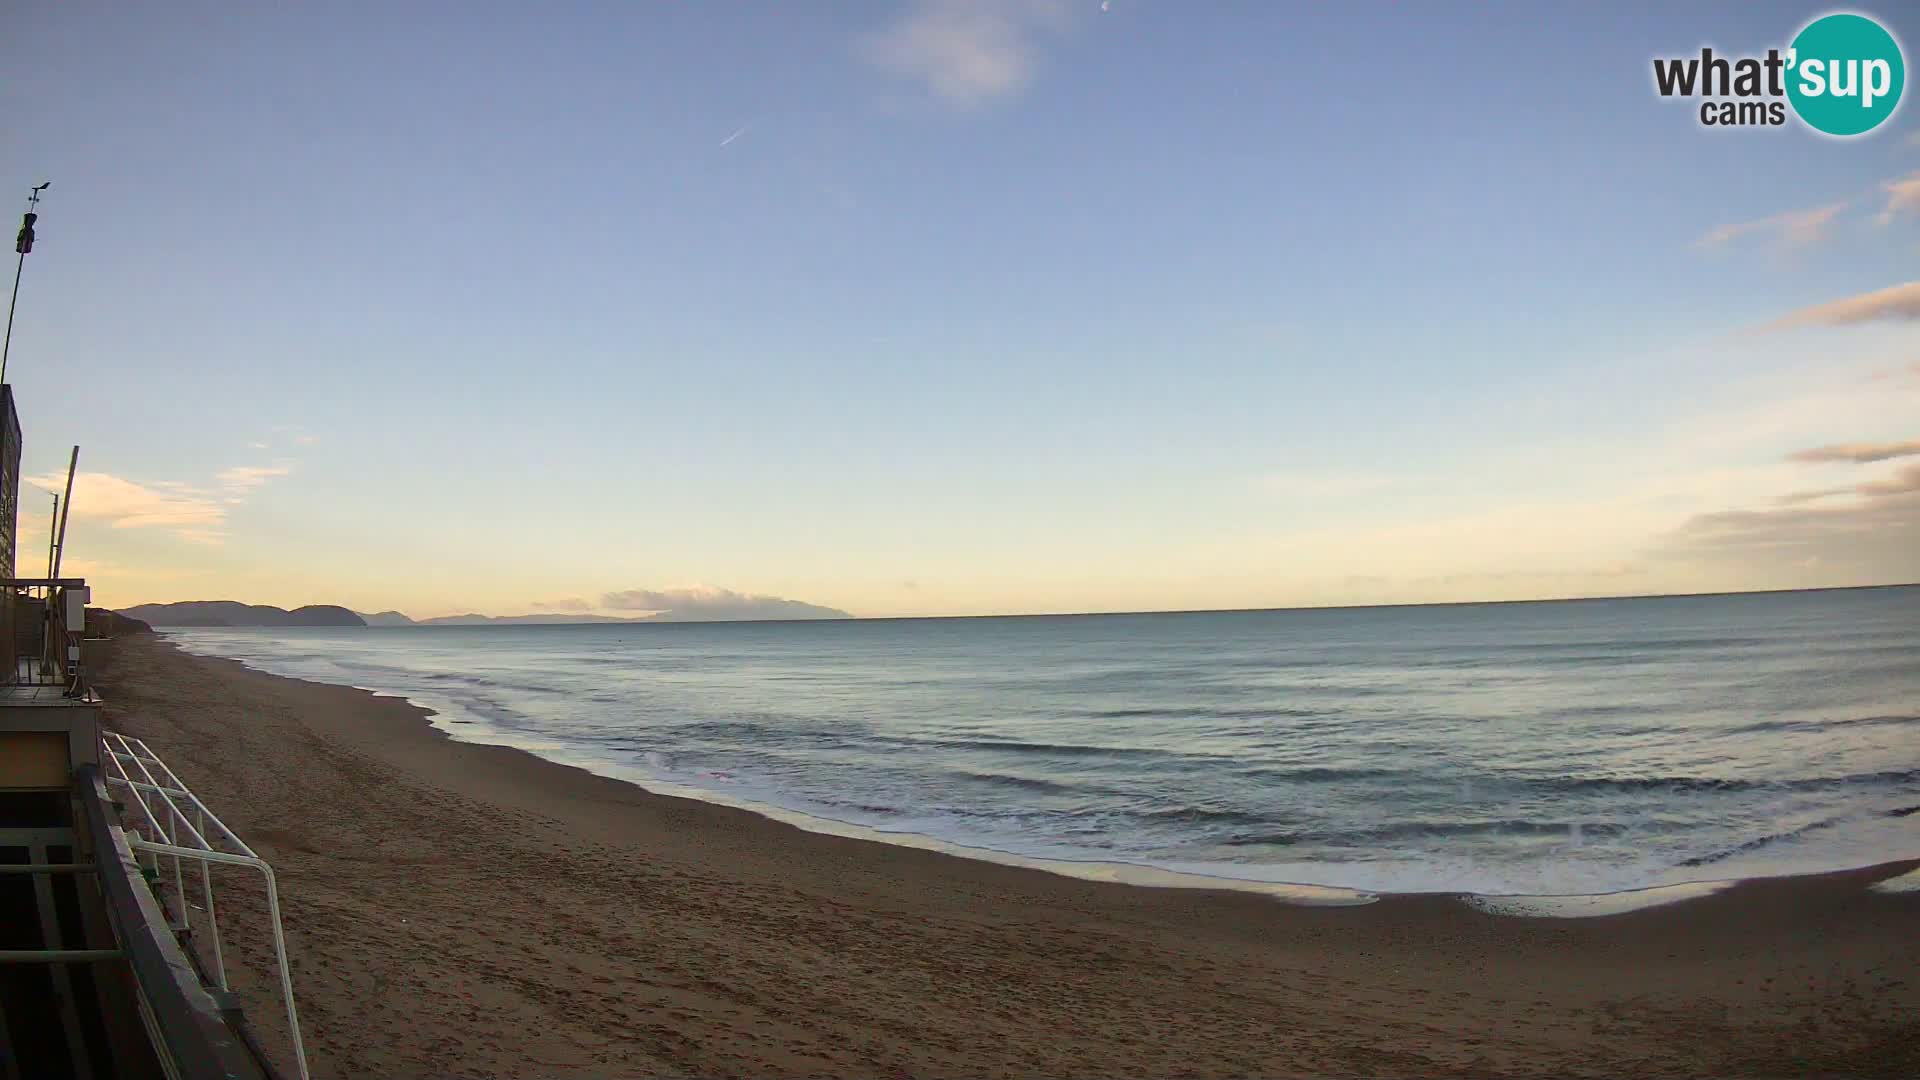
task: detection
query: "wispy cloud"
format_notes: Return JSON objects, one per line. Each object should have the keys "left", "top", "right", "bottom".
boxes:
{"left": 1661, "top": 451, "right": 1920, "bottom": 582}
{"left": 1664, "top": 474, "right": 1918, "bottom": 566}
{"left": 216, "top": 463, "right": 293, "bottom": 501}
{"left": 1767, "top": 282, "right": 1920, "bottom": 329}
{"left": 1772, "top": 486, "right": 1851, "bottom": 505}
{"left": 600, "top": 585, "right": 850, "bottom": 621}
{"left": 861, "top": 0, "right": 1069, "bottom": 106}
{"left": 1698, "top": 203, "right": 1846, "bottom": 250}
{"left": 1787, "top": 438, "right": 1920, "bottom": 464}
{"left": 26, "top": 472, "right": 226, "bottom": 538}
{"left": 1878, "top": 170, "right": 1920, "bottom": 225}
{"left": 1859, "top": 461, "right": 1920, "bottom": 497}
{"left": 25, "top": 453, "right": 297, "bottom": 544}
{"left": 1864, "top": 361, "right": 1920, "bottom": 383}
{"left": 1699, "top": 168, "right": 1920, "bottom": 247}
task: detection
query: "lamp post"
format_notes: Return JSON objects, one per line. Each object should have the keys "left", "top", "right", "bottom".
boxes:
{"left": 2, "top": 182, "right": 52, "bottom": 387}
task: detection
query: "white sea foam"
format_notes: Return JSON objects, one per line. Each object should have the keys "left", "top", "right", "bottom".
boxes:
{"left": 595, "top": 765, "right": 1383, "bottom": 905}
{"left": 1867, "top": 866, "right": 1920, "bottom": 894}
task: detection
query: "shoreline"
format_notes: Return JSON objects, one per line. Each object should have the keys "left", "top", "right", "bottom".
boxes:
{"left": 163, "top": 628, "right": 1916, "bottom": 908}
{"left": 168, "top": 636, "right": 1378, "bottom": 905}
{"left": 92, "top": 633, "right": 1920, "bottom": 1078}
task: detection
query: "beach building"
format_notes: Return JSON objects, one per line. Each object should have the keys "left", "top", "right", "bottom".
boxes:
{"left": 0, "top": 383, "right": 303, "bottom": 1078}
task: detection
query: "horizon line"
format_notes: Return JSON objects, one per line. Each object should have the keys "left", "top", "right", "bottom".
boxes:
{"left": 126, "top": 581, "right": 1917, "bottom": 628}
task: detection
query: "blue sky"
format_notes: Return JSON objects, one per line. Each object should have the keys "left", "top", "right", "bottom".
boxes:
{"left": 4, "top": 1, "right": 1917, "bottom": 617}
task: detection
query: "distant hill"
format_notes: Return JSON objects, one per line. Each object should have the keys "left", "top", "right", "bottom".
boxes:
{"left": 117, "top": 601, "right": 367, "bottom": 628}
{"left": 116, "top": 598, "right": 851, "bottom": 629}
{"left": 86, "top": 608, "right": 153, "bottom": 637}
{"left": 363, "top": 608, "right": 855, "bottom": 625}
{"left": 419, "top": 613, "right": 654, "bottom": 626}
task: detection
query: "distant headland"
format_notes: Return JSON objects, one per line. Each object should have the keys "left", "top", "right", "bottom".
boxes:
{"left": 117, "top": 599, "right": 854, "bottom": 627}
{"left": 117, "top": 601, "right": 369, "bottom": 627}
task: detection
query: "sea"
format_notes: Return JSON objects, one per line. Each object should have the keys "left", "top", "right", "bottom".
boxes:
{"left": 165, "top": 586, "right": 1919, "bottom": 899}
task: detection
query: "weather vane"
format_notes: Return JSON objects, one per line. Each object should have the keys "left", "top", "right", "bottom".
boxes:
{"left": 3, "top": 181, "right": 51, "bottom": 386}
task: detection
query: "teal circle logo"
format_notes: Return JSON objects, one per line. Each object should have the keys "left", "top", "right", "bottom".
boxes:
{"left": 1787, "top": 13, "right": 1905, "bottom": 136}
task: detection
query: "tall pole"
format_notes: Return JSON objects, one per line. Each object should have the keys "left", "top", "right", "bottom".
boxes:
{"left": 1, "top": 250, "right": 24, "bottom": 386}
{"left": 42, "top": 491, "right": 57, "bottom": 678}
{"left": 51, "top": 446, "right": 76, "bottom": 580}
{"left": 2, "top": 182, "right": 51, "bottom": 387}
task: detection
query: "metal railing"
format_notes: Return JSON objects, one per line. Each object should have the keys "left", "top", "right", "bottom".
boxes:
{"left": 78, "top": 767, "right": 279, "bottom": 1080}
{"left": 3, "top": 575, "right": 88, "bottom": 695}
{"left": 100, "top": 729, "right": 310, "bottom": 1080}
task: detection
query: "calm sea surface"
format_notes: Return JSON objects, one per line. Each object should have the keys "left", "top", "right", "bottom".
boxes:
{"left": 167, "top": 587, "right": 1919, "bottom": 895}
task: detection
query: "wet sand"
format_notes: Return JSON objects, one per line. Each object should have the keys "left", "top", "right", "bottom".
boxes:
{"left": 91, "top": 634, "right": 1920, "bottom": 1079}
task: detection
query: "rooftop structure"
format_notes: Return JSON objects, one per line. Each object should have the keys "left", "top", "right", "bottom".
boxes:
{"left": 0, "top": 382, "right": 303, "bottom": 1078}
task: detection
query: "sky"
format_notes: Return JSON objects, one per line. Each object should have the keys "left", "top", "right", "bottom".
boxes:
{"left": 3, "top": 1, "right": 1917, "bottom": 619}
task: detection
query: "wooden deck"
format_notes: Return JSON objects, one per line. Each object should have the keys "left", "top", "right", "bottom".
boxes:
{"left": 0, "top": 683, "right": 96, "bottom": 707}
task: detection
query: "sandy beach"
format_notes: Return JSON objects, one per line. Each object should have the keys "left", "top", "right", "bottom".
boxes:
{"left": 89, "top": 634, "right": 1919, "bottom": 1079}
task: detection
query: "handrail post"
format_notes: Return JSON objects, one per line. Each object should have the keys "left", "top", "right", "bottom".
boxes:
{"left": 197, "top": 803, "right": 226, "bottom": 990}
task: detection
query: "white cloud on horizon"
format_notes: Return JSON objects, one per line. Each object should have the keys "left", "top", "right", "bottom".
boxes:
{"left": 861, "top": 0, "right": 1070, "bottom": 106}
{"left": 600, "top": 585, "right": 850, "bottom": 620}
{"left": 529, "top": 596, "right": 591, "bottom": 612}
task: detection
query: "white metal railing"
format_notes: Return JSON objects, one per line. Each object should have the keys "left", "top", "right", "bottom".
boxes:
{"left": 100, "top": 730, "right": 310, "bottom": 1080}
